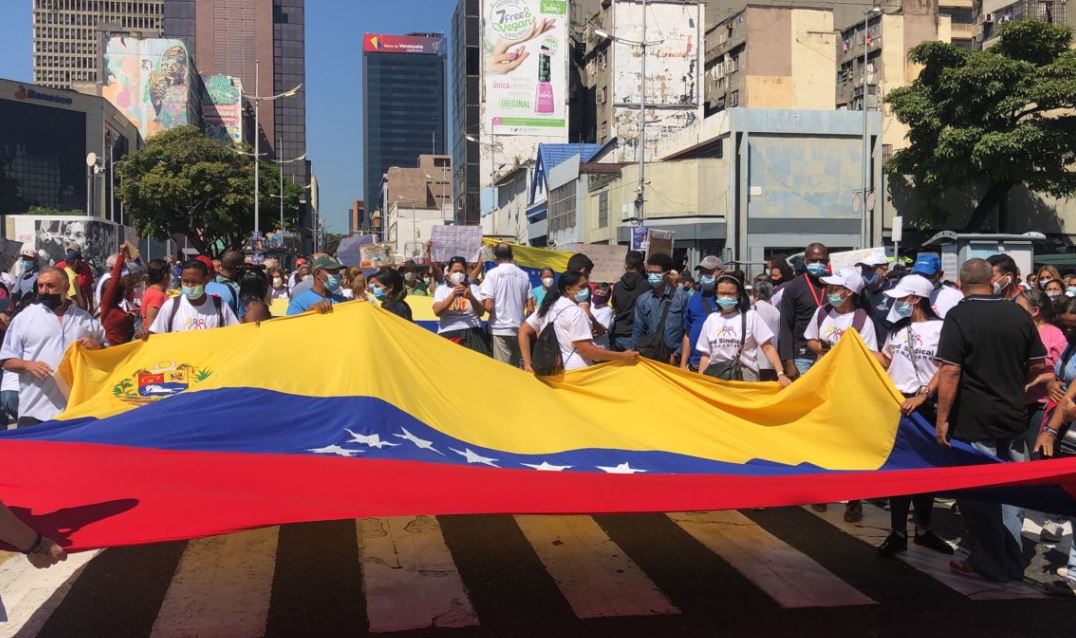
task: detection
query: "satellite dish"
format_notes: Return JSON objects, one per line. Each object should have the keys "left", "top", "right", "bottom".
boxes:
{"left": 85, "top": 152, "right": 97, "bottom": 167}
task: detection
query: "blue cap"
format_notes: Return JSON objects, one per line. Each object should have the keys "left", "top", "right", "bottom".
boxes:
{"left": 911, "top": 254, "right": 941, "bottom": 277}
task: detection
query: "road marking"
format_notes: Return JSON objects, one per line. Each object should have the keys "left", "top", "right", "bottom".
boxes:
{"left": 514, "top": 515, "right": 679, "bottom": 619}
{"left": 807, "top": 503, "right": 1046, "bottom": 600}
{"left": 669, "top": 511, "right": 875, "bottom": 608}
{"left": 357, "top": 516, "right": 478, "bottom": 633}
{"left": 150, "top": 527, "right": 279, "bottom": 638}
{"left": 0, "top": 549, "right": 101, "bottom": 637}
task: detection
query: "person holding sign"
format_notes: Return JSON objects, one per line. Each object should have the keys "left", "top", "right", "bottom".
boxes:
{"left": 434, "top": 256, "right": 490, "bottom": 355}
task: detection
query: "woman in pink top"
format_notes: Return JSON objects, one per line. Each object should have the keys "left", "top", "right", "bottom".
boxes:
{"left": 1019, "top": 288, "right": 1068, "bottom": 453}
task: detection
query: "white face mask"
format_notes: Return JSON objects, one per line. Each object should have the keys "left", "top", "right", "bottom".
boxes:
{"left": 448, "top": 272, "right": 465, "bottom": 286}
{"left": 541, "top": 277, "right": 554, "bottom": 288}
{"left": 272, "top": 276, "right": 283, "bottom": 288}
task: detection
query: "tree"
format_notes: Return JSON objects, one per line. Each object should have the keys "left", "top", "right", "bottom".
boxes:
{"left": 116, "top": 126, "right": 303, "bottom": 256}
{"left": 885, "top": 21, "right": 1076, "bottom": 230}
{"left": 321, "top": 232, "right": 345, "bottom": 256}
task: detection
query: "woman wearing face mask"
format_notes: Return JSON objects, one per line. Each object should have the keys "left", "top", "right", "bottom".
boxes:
{"left": 519, "top": 271, "right": 638, "bottom": 372}
{"left": 1036, "top": 266, "right": 1061, "bottom": 290}
{"left": 432, "top": 256, "right": 490, "bottom": 354}
{"left": 804, "top": 267, "right": 877, "bottom": 522}
{"left": 1044, "top": 278, "right": 1066, "bottom": 303}
{"left": 873, "top": 275, "right": 954, "bottom": 558}
{"left": 1018, "top": 289, "right": 1067, "bottom": 453}
{"left": 268, "top": 267, "right": 289, "bottom": 300}
{"left": 370, "top": 268, "right": 412, "bottom": 321}
{"left": 696, "top": 272, "right": 789, "bottom": 386}
{"left": 100, "top": 243, "right": 145, "bottom": 344}
{"left": 590, "top": 283, "right": 615, "bottom": 349}
{"left": 531, "top": 267, "right": 556, "bottom": 312}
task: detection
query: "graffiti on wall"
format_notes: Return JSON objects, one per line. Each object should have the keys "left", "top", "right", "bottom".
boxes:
{"left": 103, "top": 38, "right": 194, "bottom": 140}
{"left": 34, "top": 218, "right": 118, "bottom": 274}
{"left": 202, "top": 74, "right": 244, "bottom": 145}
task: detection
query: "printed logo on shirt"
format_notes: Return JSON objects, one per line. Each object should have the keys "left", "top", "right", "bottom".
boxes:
{"left": 112, "top": 361, "right": 213, "bottom": 405}
{"left": 821, "top": 326, "right": 845, "bottom": 342}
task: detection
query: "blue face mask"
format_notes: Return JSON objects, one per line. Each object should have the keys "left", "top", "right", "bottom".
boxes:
{"left": 181, "top": 285, "right": 204, "bottom": 300}
{"left": 716, "top": 296, "right": 738, "bottom": 311}
{"left": 806, "top": 263, "right": 828, "bottom": 277}
{"left": 894, "top": 300, "right": 913, "bottom": 317}
{"left": 1067, "top": 287, "right": 1076, "bottom": 298}
{"left": 324, "top": 274, "right": 341, "bottom": 293}
{"left": 20, "top": 260, "right": 33, "bottom": 273}
{"left": 699, "top": 274, "right": 716, "bottom": 288}
{"left": 827, "top": 293, "right": 846, "bottom": 307}
{"left": 371, "top": 285, "right": 386, "bottom": 300}
{"left": 647, "top": 272, "right": 664, "bottom": 287}
{"left": 575, "top": 288, "right": 590, "bottom": 302}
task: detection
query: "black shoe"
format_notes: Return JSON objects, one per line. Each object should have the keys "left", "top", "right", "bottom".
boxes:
{"left": 811, "top": 504, "right": 828, "bottom": 512}
{"left": 1044, "top": 579, "right": 1076, "bottom": 597}
{"left": 914, "top": 530, "right": 955, "bottom": 555}
{"left": 844, "top": 500, "right": 863, "bottom": 523}
{"left": 878, "top": 531, "right": 907, "bottom": 558}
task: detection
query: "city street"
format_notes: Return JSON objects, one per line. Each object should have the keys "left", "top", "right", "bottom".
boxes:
{"left": 1, "top": 503, "right": 1072, "bottom": 637}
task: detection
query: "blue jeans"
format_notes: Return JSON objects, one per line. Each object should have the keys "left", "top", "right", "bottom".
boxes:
{"left": 1067, "top": 519, "right": 1076, "bottom": 583}
{"left": 1, "top": 390, "right": 17, "bottom": 429}
{"left": 794, "top": 355, "right": 817, "bottom": 376}
{"left": 956, "top": 438, "right": 1028, "bottom": 581}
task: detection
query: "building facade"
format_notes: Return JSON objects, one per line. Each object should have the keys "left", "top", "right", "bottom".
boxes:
{"left": 362, "top": 33, "right": 446, "bottom": 223}
{"left": 451, "top": 0, "right": 481, "bottom": 225}
{"left": 32, "top": 0, "right": 165, "bottom": 89}
{"left": 0, "top": 77, "right": 141, "bottom": 219}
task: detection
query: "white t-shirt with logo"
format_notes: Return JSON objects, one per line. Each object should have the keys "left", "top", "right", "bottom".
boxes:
{"left": 524, "top": 296, "right": 593, "bottom": 371}
{"left": 479, "top": 263, "right": 533, "bottom": 336}
{"left": 591, "top": 304, "right": 614, "bottom": 349}
{"left": 803, "top": 308, "right": 879, "bottom": 352}
{"left": 149, "top": 295, "right": 239, "bottom": 334}
{"left": 883, "top": 319, "right": 943, "bottom": 394}
{"left": 695, "top": 308, "right": 775, "bottom": 372}
{"left": 433, "top": 283, "right": 483, "bottom": 333}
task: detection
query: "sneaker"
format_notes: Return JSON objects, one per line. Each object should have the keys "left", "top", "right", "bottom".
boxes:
{"left": 878, "top": 531, "right": 908, "bottom": 558}
{"left": 811, "top": 504, "right": 828, "bottom": 512}
{"left": 914, "top": 530, "right": 955, "bottom": 555}
{"left": 844, "top": 500, "right": 864, "bottom": 523}
{"left": 1040, "top": 520, "right": 1063, "bottom": 543}
{"left": 1044, "top": 579, "right": 1076, "bottom": 597}
{"left": 949, "top": 559, "right": 979, "bottom": 578}
{"left": 1058, "top": 567, "right": 1069, "bottom": 579}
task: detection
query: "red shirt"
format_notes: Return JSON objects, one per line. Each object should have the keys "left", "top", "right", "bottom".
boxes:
{"left": 141, "top": 286, "right": 168, "bottom": 323}
{"left": 100, "top": 253, "right": 136, "bottom": 345}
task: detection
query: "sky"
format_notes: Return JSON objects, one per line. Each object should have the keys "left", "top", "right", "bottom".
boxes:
{"left": 0, "top": 0, "right": 456, "bottom": 233}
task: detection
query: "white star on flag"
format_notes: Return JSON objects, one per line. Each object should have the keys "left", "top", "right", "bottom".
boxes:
{"left": 392, "top": 427, "right": 445, "bottom": 455}
{"left": 307, "top": 444, "right": 364, "bottom": 457}
{"left": 521, "top": 461, "right": 573, "bottom": 472}
{"left": 596, "top": 462, "right": 646, "bottom": 474}
{"left": 344, "top": 429, "right": 401, "bottom": 449}
{"left": 449, "top": 447, "right": 500, "bottom": 468}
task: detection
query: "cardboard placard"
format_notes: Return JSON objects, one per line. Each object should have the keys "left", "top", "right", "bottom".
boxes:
{"left": 829, "top": 247, "right": 886, "bottom": 273}
{"left": 561, "top": 243, "right": 627, "bottom": 285}
{"left": 646, "top": 230, "right": 675, "bottom": 260}
{"left": 430, "top": 225, "right": 482, "bottom": 263}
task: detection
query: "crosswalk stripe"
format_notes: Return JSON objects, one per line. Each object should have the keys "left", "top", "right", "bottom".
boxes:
{"left": 356, "top": 516, "right": 478, "bottom": 633}
{"left": 0, "top": 549, "right": 100, "bottom": 637}
{"left": 669, "top": 511, "right": 876, "bottom": 608}
{"left": 514, "top": 515, "right": 680, "bottom": 619}
{"left": 807, "top": 503, "right": 1047, "bottom": 600}
{"left": 149, "top": 527, "right": 279, "bottom": 638}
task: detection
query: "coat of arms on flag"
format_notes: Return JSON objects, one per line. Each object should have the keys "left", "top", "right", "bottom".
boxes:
{"left": 111, "top": 362, "right": 212, "bottom": 405}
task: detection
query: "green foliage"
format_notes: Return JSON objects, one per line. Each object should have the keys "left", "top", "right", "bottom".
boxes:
{"left": 116, "top": 126, "right": 304, "bottom": 256}
{"left": 321, "top": 232, "right": 345, "bottom": 256}
{"left": 26, "top": 206, "right": 86, "bottom": 216}
{"left": 885, "top": 21, "right": 1076, "bottom": 230}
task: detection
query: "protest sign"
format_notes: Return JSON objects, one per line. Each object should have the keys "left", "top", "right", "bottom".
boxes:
{"left": 431, "top": 226, "right": 482, "bottom": 263}
{"left": 829, "top": 247, "right": 887, "bottom": 273}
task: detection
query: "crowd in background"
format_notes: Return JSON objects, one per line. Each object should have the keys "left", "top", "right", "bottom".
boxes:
{"left": 0, "top": 237, "right": 1072, "bottom": 597}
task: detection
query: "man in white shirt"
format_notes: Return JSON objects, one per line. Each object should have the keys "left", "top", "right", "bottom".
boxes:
{"left": 480, "top": 243, "right": 533, "bottom": 366}
{"left": 0, "top": 268, "right": 106, "bottom": 426}
{"left": 149, "top": 259, "right": 239, "bottom": 334}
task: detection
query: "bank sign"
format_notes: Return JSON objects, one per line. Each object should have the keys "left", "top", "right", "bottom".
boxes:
{"left": 13, "top": 85, "right": 74, "bottom": 105}
{"left": 363, "top": 34, "right": 444, "bottom": 55}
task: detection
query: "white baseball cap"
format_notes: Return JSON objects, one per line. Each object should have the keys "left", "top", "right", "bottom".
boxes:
{"left": 821, "top": 268, "right": 865, "bottom": 295}
{"left": 855, "top": 254, "right": 889, "bottom": 267}
{"left": 883, "top": 274, "right": 934, "bottom": 300}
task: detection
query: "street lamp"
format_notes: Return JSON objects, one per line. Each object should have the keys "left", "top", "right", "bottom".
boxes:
{"left": 270, "top": 139, "right": 308, "bottom": 243}
{"left": 861, "top": 6, "right": 882, "bottom": 248}
{"left": 466, "top": 133, "right": 506, "bottom": 232}
{"left": 243, "top": 58, "right": 302, "bottom": 240}
{"left": 592, "top": 4, "right": 664, "bottom": 225}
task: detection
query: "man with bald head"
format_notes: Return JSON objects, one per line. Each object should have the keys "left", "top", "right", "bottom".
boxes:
{"left": 936, "top": 258, "right": 1047, "bottom": 582}
{"left": 480, "top": 242, "right": 533, "bottom": 365}
{"left": 0, "top": 267, "right": 106, "bottom": 426}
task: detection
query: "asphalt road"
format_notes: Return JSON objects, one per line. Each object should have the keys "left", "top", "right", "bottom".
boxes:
{"left": 1, "top": 503, "right": 1072, "bottom": 638}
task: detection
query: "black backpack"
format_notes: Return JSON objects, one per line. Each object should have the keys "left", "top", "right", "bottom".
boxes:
{"left": 167, "top": 295, "right": 224, "bottom": 333}
{"left": 531, "top": 308, "right": 572, "bottom": 376}
{"left": 637, "top": 298, "right": 673, "bottom": 362}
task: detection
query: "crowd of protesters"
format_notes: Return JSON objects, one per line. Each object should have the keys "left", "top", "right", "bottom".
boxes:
{"left": 0, "top": 238, "right": 1072, "bottom": 598}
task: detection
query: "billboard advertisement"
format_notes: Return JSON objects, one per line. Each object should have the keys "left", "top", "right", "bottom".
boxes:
{"left": 363, "top": 34, "right": 445, "bottom": 55}
{"left": 483, "top": 0, "right": 568, "bottom": 137}
{"left": 611, "top": 1, "right": 702, "bottom": 161}
{"left": 201, "top": 74, "right": 244, "bottom": 145}
{"left": 103, "top": 38, "right": 196, "bottom": 140}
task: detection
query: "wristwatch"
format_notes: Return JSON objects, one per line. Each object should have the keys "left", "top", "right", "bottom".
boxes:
{"left": 916, "top": 385, "right": 931, "bottom": 396}
{"left": 777, "top": 371, "right": 788, "bottom": 378}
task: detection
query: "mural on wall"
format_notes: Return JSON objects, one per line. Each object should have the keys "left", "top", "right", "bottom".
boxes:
{"left": 103, "top": 38, "right": 194, "bottom": 140}
{"left": 32, "top": 218, "right": 118, "bottom": 274}
{"left": 201, "top": 74, "right": 244, "bottom": 145}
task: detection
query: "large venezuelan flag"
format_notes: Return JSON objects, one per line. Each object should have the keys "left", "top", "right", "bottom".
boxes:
{"left": 0, "top": 301, "right": 1074, "bottom": 552}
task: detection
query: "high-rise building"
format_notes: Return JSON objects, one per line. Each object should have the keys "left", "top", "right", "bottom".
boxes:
{"left": 451, "top": 0, "right": 481, "bottom": 225}
{"left": 362, "top": 33, "right": 446, "bottom": 222}
{"left": 163, "top": 0, "right": 311, "bottom": 250}
{"left": 32, "top": 0, "right": 164, "bottom": 89}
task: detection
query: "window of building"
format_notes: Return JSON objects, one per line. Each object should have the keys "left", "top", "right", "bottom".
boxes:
{"left": 548, "top": 181, "right": 577, "bottom": 233}
{"left": 730, "top": 90, "right": 739, "bottom": 107}
{"left": 598, "top": 190, "right": 609, "bottom": 228}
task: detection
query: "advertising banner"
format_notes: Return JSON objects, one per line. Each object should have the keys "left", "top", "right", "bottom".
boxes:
{"left": 363, "top": 34, "right": 445, "bottom": 55}
{"left": 484, "top": 0, "right": 568, "bottom": 137}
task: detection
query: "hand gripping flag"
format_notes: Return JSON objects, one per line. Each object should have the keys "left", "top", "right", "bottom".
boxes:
{"left": 0, "top": 302, "right": 1073, "bottom": 552}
